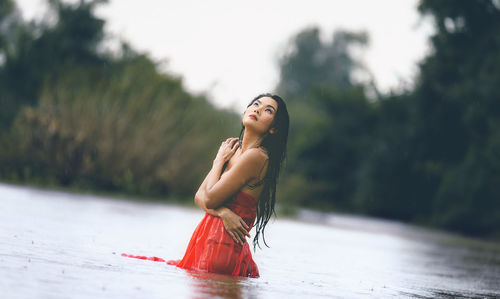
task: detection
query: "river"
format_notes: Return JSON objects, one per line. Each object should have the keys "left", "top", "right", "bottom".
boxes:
{"left": 1, "top": 183, "right": 499, "bottom": 298}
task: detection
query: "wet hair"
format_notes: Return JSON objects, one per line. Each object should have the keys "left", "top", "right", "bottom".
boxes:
{"left": 238, "top": 93, "right": 289, "bottom": 251}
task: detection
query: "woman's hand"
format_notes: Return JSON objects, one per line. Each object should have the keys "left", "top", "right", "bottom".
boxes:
{"left": 219, "top": 207, "right": 250, "bottom": 245}
{"left": 215, "top": 137, "right": 239, "bottom": 164}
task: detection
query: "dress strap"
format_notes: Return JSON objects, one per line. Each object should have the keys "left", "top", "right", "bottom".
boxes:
{"left": 247, "top": 146, "right": 269, "bottom": 189}
{"left": 246, "top": 179, "right": 264, "bottom": 189}
{"left": 246, "top": 148, "right": 268, "bottom": 189}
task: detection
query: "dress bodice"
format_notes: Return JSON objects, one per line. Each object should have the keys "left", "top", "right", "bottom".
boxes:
{"left": 224, "top": 191, "right": 258, "bottom": 230}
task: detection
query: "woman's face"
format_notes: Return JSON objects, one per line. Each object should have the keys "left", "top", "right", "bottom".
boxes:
{"left": 242, "top": 96, "right": 278, "bottom": 135}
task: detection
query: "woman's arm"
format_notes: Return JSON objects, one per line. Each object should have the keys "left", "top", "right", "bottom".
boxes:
{"left": 191, "top": 137, "right": 256, "bottom": 244}
{"left": 204, "top": 138, "right": 239, "bottom": 192}
{"left": 195, "top": 192, "right": 225, "bottom": 217}
{"left": 199, "top": 141, "right": 267, "bottom": 209}
{"left": 194, "top": 166, "right": 251, "bottom": 245}
{"left": 194, "top": 137, "right": 237, "bottom": 207}
{"left": 195, "top": 188, "right": 250, "bottom": 245}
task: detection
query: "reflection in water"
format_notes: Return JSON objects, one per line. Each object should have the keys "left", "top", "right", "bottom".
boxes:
{"left": 185, "top": 270, "right": 257, "bottom": 299}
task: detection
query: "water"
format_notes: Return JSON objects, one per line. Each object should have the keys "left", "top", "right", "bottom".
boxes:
{"left": 1, "top": 182, "right": 499, "bottom": 298}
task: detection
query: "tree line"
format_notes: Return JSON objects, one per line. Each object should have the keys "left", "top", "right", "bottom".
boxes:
{"left": 278, "top": 0, "right": 500, "bottom": 240}
{"left": 0, "top": 0, "right": 239, "bottom": 198}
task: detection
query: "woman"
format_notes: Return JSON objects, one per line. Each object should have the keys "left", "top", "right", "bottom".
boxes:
{"left": 169, "top": 93, "right": 290, "bottom": 278}
{"left": 124, "top": 93, "right": 289, "bottom": 278}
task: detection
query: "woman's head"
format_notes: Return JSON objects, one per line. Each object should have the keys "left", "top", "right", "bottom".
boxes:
{"left": 238, "top": 93, "right": 290, "bottom": 250}
{"left": 240, "top": 94, "right": 289, "bottom": 155}
{"left": 242, "top": 96, "right": 278, "bottom": 137}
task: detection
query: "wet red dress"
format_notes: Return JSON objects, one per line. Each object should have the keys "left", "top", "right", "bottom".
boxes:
{"left": 122, "top": 191, "right": 260, "bottom": 278}
{"left": 167, "top": 191, "right": 260, "bottom": 278}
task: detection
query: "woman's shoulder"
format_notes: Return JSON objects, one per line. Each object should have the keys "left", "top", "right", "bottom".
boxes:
{"left": 241, "top": 148, "right": 269, "bottom": 190}
{"left": 258, "top": 146, "right": 269, "bottom": 157}
{"left": 234, "top": 147, "right": 268, "bottom": 173}
{"left": 242, "top": 147, "right": 268, "bottom": 162}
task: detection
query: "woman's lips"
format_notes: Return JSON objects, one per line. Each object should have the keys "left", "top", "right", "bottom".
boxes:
{"left": 249, "top": 114, "right": 257, "bottom": 120}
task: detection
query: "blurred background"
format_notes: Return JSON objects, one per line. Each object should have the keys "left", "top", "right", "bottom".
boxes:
{"left": 1, "top": 0, "right": 500, "bottom": 241}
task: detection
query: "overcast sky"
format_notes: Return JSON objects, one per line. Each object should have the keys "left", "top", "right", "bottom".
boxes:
{"left": 17, "top": 0, "right": 434, "bottom": 112}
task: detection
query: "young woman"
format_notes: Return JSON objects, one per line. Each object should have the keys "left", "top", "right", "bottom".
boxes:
{"left": 123, "top": 93, "right": 289, "bottom": 278}
{"left": 166, "top": 93, "right": 289, "bottom": 278}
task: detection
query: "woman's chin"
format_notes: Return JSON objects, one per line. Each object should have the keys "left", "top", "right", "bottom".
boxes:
{"left": 242, "top": 119, "right": 255, "bottom": 128}
{"left": 243, "top": 122, "right": 264, "bottom": 133}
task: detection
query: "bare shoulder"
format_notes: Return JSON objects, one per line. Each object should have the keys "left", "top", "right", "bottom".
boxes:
{"left": 235, "top": 148, "right": 268, "bottom": 173}
{"left": 241, "top": 147, "right": 268, "bottom": 163}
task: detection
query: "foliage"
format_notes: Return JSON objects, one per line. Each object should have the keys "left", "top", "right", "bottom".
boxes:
{"left": 276, "top": 27, "right": 369, "bottom": 100}
{"left": 0, "top": 0, "right": 240, "bottom": 198}
{"left": 276, "top": 1, "right": 500, "bottom": 239}
{"left": 276, "top": 27, "right": 374, "bottom": 212}
{"left": 414, "top": 0, "right": 500, "bottom": 234}
{"left": 0, "top": 0, "right": 108, "bottom": 129}
{"left": 8, "top": 58, "right": 238, "bottom": 195}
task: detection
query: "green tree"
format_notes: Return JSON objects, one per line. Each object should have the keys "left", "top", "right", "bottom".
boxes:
{"left": 353, "top": 93, "right": 428, "bottom": 220}
{"left": 276, "top": 27, "right": 369, "bottom": 100}
{"left": 414, "top": 0, "right": 500, "bottom": 235}
{"left": 0, "top": 0, "right": 108, "bottom": 128}
{"left": 0, "top": 0, "right": 25, "bottom": 128}
{"left": 276, "top": 27, "right": 374, "bottom": 211}
{"left": 10, "top": 56, "right": 239, "bottom": 196}
{"left": 0, "top": 0, "right": 241, "bottom": 200}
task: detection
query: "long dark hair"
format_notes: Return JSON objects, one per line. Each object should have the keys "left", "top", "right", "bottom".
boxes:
{"left": 238, "top": 93, "right": 289, "bottom": 251}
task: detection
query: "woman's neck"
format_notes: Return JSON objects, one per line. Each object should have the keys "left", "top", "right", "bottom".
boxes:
{"left": 240, "top": 129, "right": 264, "bottom": 153}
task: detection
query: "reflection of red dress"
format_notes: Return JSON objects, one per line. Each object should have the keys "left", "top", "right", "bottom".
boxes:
{"left": 167, "top": 191, "right": 260, "bottom": 278}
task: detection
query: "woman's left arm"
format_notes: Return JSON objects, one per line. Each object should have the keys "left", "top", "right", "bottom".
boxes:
{"left": 195, "top": 189, "right": 250, "bottom": 245}
{"left": 197, "top": 138, "right": 267, "bottom": 209}
{"left": 202, "top": 148, "right": 267, "bottom": 209}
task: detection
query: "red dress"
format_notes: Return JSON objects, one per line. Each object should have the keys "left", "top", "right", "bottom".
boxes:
{"left": 122, "top": 191, "right": 260, "bottom": 278}
{"left": 167, "top": 191, "right": 260, "bottom": 278}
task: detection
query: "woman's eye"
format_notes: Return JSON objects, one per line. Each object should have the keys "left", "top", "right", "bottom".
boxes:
{"left": 266, "top": 109, "right": 272, "bottom": 113}
{"left": 253, "top": 102, "right": 259, "bottom": 106}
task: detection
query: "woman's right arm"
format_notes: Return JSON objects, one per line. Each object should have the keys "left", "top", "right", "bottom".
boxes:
{"left": 194, "top": 137, "right": 238, "bottom": 210}
{"left": 192, "top": 137, "right": 251, "bottom": 244}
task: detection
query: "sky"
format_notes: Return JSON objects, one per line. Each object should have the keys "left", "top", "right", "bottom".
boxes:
{"left": 16, "top": 0, "right": 434, "bottom": 112}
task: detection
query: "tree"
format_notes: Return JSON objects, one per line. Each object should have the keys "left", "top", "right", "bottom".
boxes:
{"left": 275, "top": 27, "right": 374, "bottom": 211}
{"left": 0, "top": 0, "right": 108, "bottom": 128}
{"left": 0, "top": 0, "right": 241, "bottom": 200}
{"left": 414, "top": 0, "right": 500, "bottom": 235}
{"left": 276, "top": 27, "right": 369, "bottom": 100}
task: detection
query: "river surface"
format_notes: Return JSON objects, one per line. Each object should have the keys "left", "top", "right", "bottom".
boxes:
{"left": 1, "top": 182, "right": 499, "bottom": 298}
